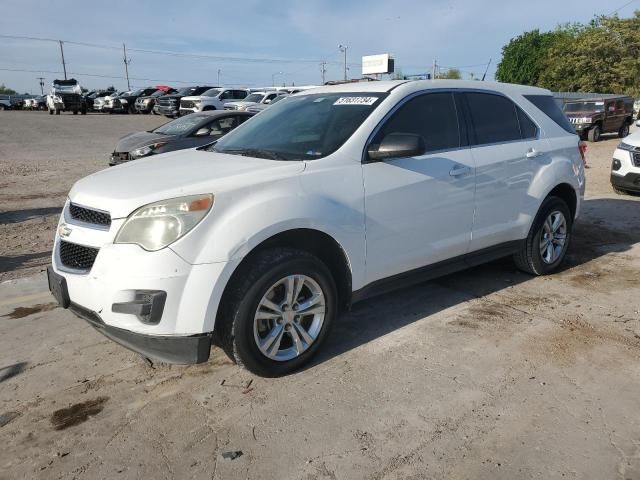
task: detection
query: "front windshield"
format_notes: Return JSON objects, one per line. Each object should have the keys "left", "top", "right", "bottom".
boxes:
{"left": 153, "top": 115, "right": 206, "bottom": 135}
{"left": 151, "top": 90, "right": 166, "bottom": 97}
{"left": 212, "top": 92, "right": 387, "bottom": 160}
{"left": 202, "top": 88, "right": 222, "bottom": 97}
{"left": 244, "top": 93, "right": 266, "bottom": 103}
{"left": 563, "top": 101, "right": 604, "bottom": 113}
{"left": 271, "top": 95, "right": 287, "bottom": 104}
{"left": 177, "top": 87, "right": 196, "bottom": 95}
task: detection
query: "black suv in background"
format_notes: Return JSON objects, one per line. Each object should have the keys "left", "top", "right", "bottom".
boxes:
{"left": 135, "top": 88, "right": 177, "bottom": 114}
{"left": 156, "top": 86, "right": 215, "bottom": 117}
{"left": 118, "top": 88, "right": 158, "bottom": 114}
{"left": 84, "top": 89, "right": 115, "bottom": 111}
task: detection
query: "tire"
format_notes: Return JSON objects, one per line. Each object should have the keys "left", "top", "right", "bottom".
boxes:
{"left": 513, "top": 196, "right": 572, "bottom": 276}
{"left": 218, "top": 248, "right": 337, "bottom": 377}
{"left": 48, "top": 108, "right": 53, "bottom": 115}
{"left": 612, "top": 185, "right": 630, "bottom": 195}
{"left": 618, "top": 123, "right": 630, "bottom": 138}
{"left": 73, "top": 110, "right": 78, "bottom": 115}
{"left": 202, "top": 106, "right": 216, "bottom": 111}
{"left": 55, "top": 109, "right": 60, "bottom": 115}
{"left": 587, "top": 125, "right": 600, "bottom": 142}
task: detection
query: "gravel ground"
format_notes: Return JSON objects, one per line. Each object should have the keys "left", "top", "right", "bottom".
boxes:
{"left": 1, "top": 111, "right": 639, "bottom": 479}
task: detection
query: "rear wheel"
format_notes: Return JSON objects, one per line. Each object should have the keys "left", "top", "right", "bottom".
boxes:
{"left": 55, "top": 109, "right": 60, "bottom": 115}
{"left": 203, "top": 106, "right": 216, "bottom": 111}
{"left": 618, "top": 123, "right": 630, "bottom": 138}
{"left": 48, "top": 108, "right": 53, "bottom": 115}
{"left": 587, "top": 125, "right": 600, "bottom": 142}
{"left": 514, "top": 196, "right": 572, "bottom": 276}
{"left": 218, "top": 248, "right": 337, "bottom": 377}
{"left": 73, "top": 110, "right": 78, "bottom": 115}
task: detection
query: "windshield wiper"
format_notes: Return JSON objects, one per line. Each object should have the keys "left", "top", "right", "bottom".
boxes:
{"left": 216, "top": 148, "right": 289, "bottom": 161}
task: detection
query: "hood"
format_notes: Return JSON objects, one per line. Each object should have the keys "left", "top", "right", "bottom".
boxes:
{"left": 181, "top": 95, "right": 204, "bottom": 101}
{"left": 115, "top": 131, "right": 173, "bottom": 152}
{"left": 228, "top": 101, "right": 256, "bottom": 107}
{"left": 69, "top": 149, "right": 306, "bottom": 218}
{"left": 160, "top": 94, "right": 182, "bottom": 100}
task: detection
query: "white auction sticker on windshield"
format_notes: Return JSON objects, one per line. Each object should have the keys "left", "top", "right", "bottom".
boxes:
{"left": 334, "top": 96, "right": 378, "bottom": 106}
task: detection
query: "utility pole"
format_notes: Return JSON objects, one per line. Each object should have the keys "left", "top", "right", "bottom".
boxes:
{"left": 122, "top": 43, "right": 131, "bottom": 91}
{"left": 339, "top": 45, "right": 348, "bottom": 81}
{"left": 320, "top": 61, "right": 327, "bottom": 84}
{"left": 37, "top": 77, "right": 45, "bottom": 95}
{"left": 58, "top": 40, "right": 67, "bottom": 79}
{"left": 217, "top": 69, "right": 222, "bottom": 86}
{"left": 481, "top": 57, "right": 492, "bottom": 81}
{"left": 432, "top": 59, "right": 437, "bottom": 80}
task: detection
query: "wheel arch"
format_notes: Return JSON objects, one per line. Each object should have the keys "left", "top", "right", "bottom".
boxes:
{"left": 214, "top": 228, "right": 353, "bottom": 330}
{"left": 547, "top": 183, "right": 577, "bottom": 220}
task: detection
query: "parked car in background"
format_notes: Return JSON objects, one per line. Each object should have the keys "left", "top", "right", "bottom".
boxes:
{"left": 563, "top": 96, "right": 634, "bottom": 142}
{"left": 179, "top": 88, "right": 249, "bottom": 115}
{"left": 119, "top": 87, "right": 159, "bottom": 114}
{"left": 156, "top": 86, "right": 216, "bottom": 118}
{"left": 46, "top": 78, "right": 87, "bottom": 115}
{"left": 135, "top": 87, "right": 176, "bottom": 114}
{"left": 102, "top": 92, "right": 123, "bottom": 114}
{"left": 109, "top": 110, "right": 252, "bottom": 165}
{"left": 611, "top": 129, "right": 640, "bottom": 195}
{"left": 104, "top": 92, "right": 132, "bottom": 114}
{"left": 0, "top": 95, "right": 12, "bottom": 110}
{"left": 49, "top": 80, "right": 585, "bottom": 377}
{"left": 85, "top": 89, "right": 116, "bottom": 112}
{"left": 224, "top": 91, "right": 282, "bottom": 111}
{"left": 245, "top": 93, "right": 288, "bottom": 114}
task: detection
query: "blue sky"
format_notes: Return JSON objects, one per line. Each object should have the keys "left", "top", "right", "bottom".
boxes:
{"left": 0, "top": 0, "right": 637, "bottom": 94}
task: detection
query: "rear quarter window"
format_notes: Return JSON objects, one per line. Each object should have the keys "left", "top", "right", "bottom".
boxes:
{"left": 524, "top": 95, "right": 575, "bottom": 135}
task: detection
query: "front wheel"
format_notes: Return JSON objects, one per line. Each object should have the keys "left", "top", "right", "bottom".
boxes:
{"left": 514, "top": 196, "right": 572, "bottom": 275}
{"left": 587, "top": 125, "right": 600, "bottom": 142}
{"left": 55, "top": 109, "right": 60, "bottom": 115}
{"left": 218, "top": 248, "right": 337, "bottom": 377}
{"left": 48, "top": 108, "right": 53, "bottom": 115}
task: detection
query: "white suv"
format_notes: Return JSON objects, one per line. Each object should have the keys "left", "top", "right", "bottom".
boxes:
{"left": 611, "top": 128, "right": 640, "bottom": 194}
{"left": 179, "top": 88, "right": 249, "bottom": 115}
{"left": 48, "top": 80, "right": 586, "bottom": 377}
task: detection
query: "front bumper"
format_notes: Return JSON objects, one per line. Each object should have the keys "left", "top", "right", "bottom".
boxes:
{"left": 157, "top": 105, "right": 179, "bottom": 116}
{"left": 136, "top": 103, "right": 153, "bottom": 113}
{"left": 611, "top": 172, "right": 640, "bottom": 192}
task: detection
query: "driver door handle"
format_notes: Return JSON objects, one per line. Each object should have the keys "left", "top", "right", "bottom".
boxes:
{"left": 449, "top": 165, "right": 471, "bottom": 177}
{"left": 526, "top": 148, "right": 544, "bottom": 159}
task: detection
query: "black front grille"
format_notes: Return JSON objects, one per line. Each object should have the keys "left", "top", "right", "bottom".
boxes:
{"left": 112, "top": 152, "right": 130, "bottom": 162}
{"left": 181, "top": 100, "right": 195, "bottom": 108}
{"left": 59, "top": 240, "right": 99, "bottom": 271}
{"left": 69, "top": 203, "right": 111, "bottom": 227}
{"left": 633, "top": 152, "right": 640, "bottom": 168}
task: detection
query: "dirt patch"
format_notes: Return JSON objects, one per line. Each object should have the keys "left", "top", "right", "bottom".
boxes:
{"left": 528, "top": 317, "right": 640, "bottom": 366}
{"left": 0, "top": 191, "right": 69, "bottom": 203}
{"left": 50, "top": 397, "right": 109, "bottom": 431}
{"left": 449, "top": 301, "right": 526, "bottom": 330}
{"left": 3, "top": 303, "right": 57, "bottom": 319}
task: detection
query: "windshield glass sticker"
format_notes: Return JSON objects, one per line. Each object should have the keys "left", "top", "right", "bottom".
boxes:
{"left": 334, "top": 97, "right": 378, "bottom": 106}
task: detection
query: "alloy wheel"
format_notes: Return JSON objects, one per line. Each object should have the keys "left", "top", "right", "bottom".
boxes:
{"left": 253, "top": 275, "right": 326, "bottom": 361}
{"left": 539, "top": 210, "right": 568, "bottom": 264}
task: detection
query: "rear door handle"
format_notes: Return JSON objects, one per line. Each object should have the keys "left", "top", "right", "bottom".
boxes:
{"left": 526, "top": 148, "right": 544, "bottom": 159}
{"left": 449, "top": 165, "right": 471, "bottom": 176}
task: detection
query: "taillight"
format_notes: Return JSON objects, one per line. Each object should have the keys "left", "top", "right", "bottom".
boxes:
{"left": 578, "top": 141, "right": 588, "bottom": 167}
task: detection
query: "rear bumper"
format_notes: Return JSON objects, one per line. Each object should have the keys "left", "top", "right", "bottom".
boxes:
{"left": 69, "top": 301, "right": 212, "bottom": 363}
{"left": 611, "top": 172, "right": 640, "bottom": 192}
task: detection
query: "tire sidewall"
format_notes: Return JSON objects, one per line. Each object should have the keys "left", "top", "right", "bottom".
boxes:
{"left": 529, "top": 197, "right": 572, "bottom": 274}
{"left": 232, "top": 254, "right": 337, "bottom": 377}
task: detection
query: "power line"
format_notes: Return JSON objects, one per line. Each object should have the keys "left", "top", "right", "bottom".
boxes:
{"left": 0, "top": 34, "right": 347, "bottom": 66}
{"left": 608, "top": 0, "right": 638, "bottom": 14}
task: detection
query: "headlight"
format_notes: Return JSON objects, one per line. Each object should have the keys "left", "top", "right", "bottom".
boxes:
{"left": 115, "top": 194, "right": 214, "bottom": 251}
{"left": 581, "top": 117, "right": 592, "bottom": 123}
{"left": 143, "top": 98, "right": 151, "bottom": 104}
{"left": 130, "top": 142, "right": 168, "bottom": 158}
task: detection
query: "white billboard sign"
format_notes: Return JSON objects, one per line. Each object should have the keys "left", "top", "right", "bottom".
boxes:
{"left": 362, "top": 54, "right": 394, "bottom": 75}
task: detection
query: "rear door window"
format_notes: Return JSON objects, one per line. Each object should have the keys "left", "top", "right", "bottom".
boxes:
{"left": 516, "top": 107, "right": 538, "bottom": 139}
{"left": 373, "top": 92, "right": 461, "bottom": 153}
{"left": 465, "top": 93, "right": 521, "bottom": 145}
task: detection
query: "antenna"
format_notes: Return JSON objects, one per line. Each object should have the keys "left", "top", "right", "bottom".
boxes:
{"left": 481, "top": 58, "right": 492, "bottom": 81}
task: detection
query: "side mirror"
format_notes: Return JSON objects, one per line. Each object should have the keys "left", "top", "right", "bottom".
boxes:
{"left": 195, "top": 127, "right": 211, "bottom": 136}
{"left": 367, "top": 133, "right": 426, "bottom": 162}
{"left": 264, "top": 99, "right": 272, "bottom": 104}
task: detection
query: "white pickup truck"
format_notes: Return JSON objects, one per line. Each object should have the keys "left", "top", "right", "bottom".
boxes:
{"left": 46, "top": 78, "right": 87, "bottom": 115}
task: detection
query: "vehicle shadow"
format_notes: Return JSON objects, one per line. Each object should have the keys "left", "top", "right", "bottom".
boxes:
{"left": 0, "top": 207, "right": 61, "bottom": 225}
{"left": 306, "top": 197, "right": 640, "bottom": 371}
{"left": 0, "top": 252, "right": 51, "bottom": 274}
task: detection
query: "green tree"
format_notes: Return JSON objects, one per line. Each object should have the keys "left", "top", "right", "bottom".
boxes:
{"left": 0, "top": 84, "right": 17, "bottom": 94}
{"left": 439, "top": 68, "right": 462, "bottom": 79}
{"left": 495, "top": 29, "right": 568, "bottom": 85}
{"left": 539, "top": 13, "right": 640, "bottom": 96}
